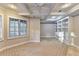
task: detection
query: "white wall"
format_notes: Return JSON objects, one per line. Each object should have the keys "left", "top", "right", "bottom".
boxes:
{"left": 40, "top": 23, "right": 56, "bottom": 38}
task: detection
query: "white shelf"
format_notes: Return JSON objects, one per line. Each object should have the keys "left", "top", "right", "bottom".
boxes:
{"left": 56, "top": 17, "right": 69, "bottom": 42}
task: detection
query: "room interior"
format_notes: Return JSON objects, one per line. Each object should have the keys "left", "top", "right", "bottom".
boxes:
{"left": 0, "top": 3, "right": 79, "bottom": 55}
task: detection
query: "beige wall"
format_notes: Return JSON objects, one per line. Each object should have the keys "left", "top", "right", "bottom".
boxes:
{"left": 63, "top": 17, "right": 75, "bottom": 45}
{"left": 71, "top": 16, "right": 79, "bottom": 47}
{"left": 66, "top": 16, "right": 79, "bottom": 47}
{"left": 0, "top": 6, "right": 30, "bottom": 49}
{"left": 0, "top": 6, "right": 40, "bottom": 50}
{"left": 29, "top": 18, "right": 40, "bottom": 42}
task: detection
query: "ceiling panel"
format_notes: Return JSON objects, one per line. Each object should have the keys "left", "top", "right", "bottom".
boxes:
{"left": 25, "top": 3, "right": 55, "bottom": 19}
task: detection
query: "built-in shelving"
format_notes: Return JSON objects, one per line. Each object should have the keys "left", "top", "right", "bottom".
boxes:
{"left": 56, "top": 17, "right": 69, "bottom": 42}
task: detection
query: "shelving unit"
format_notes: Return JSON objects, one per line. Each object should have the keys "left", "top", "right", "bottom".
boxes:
{"left": 56, "top": 17, "right": 69, "bottom": 42}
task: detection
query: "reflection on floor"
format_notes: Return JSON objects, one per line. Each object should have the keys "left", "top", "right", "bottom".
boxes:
{"left": 0, "top": 38, "right": 79, "bottom": 56}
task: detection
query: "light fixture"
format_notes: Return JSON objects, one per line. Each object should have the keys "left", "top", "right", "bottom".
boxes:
{"left": 56, "top": 16, "right": 63, "bottom": 20}
{"left": 46, "top": 16, "right": 63, "bottom": 21}
{"left": 51, "top": 16, "right": 57, "bottom": 19}
{"left": 46, "top": 18, "right": 56, "bottom": 21}
{"left": 71, "top": 32, "right": 75, "bottom": 37}
{"left": 7, "top": 4, "right": 17, "bottom": 10}
{"left": 61, "top": 3, "right": 72, "bottom": 9}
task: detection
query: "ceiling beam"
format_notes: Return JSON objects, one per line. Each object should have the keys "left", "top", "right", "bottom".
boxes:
{"left": 18, "top": 12, "right": 69, "bottom": 17}
{"left": 67, "top": 4, "right": 79, "bottom": 16}
{"left": 24, "top": 4, "right": 33, "bottom": 14}
{"left": 18, "top": 13, "right": 30, "bottom": 15}
{"left": 14, "top": 3, "right": 31, "bottom": 14}
{"left": 43, "top": 4, "right": 56, "bottom": 20}
{"left": 50, "top": 12, "right": 68, "bottom": 16}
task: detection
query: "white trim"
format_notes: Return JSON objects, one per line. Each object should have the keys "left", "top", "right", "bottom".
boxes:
{"left": 72, "top": 44, "right": 79, "bottom": 49}
{"left": 8, "top": 35, "right": 27, "bottom": 39}
{"left": 0, "top": 41, "right": 30, "bottom": 52}
{"left": 29, "top": 40, "right": 40, "bottom": 42}
{"left": 67, "top": 41, "right": 79, "bottom": 49}
{"left": 40, "top": 36, "right": 56, "bottom": 38}
{"left": 62, "top": 40, "right": 79, "bottom": 49}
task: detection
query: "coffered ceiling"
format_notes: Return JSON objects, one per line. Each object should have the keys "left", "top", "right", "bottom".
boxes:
{"left": 0, "top": 3, "right": 78, "bottom": 21}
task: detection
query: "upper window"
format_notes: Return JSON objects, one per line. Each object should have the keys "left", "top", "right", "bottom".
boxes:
{"left": 0, "top": 15, "right": 2, "bottom": 39}
{"left": 9, "top": 18, "right": 27, "bottom": 37}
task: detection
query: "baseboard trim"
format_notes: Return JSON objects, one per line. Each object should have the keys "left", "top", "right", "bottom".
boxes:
{"left": 29, "top": 40, "right": 40, "bottom": 42}
{"left": 40, "top": 36, "right": 56, "bottom": 37}
{"left": 71, "top": 44, "right": 79, "bottom": 49}
{"left": 0, "top": 41, "right": 30, "bottom": 52}
{"left": 63, "top": 42, "right": 79, "bottom": 49}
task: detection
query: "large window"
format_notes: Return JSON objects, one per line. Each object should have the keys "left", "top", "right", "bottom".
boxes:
{"left": 9, "top": 18, "right": 27, "bottom": 37}
{"left": 9, "top": 18, "right": 19, "bottom": 37}
{"left": 0, "top": 16, "right": 2, "bottom": 39}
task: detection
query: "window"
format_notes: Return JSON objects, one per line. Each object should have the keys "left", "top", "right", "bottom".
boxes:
{"left": 20, "top": 20, "right": 27, "bottom": 36}
{"left": 9, "top": 18, "right": 27, "bottom": 38}
{"left": 14, "top": 19, "right": 19, "bottom": 36}
{"left": 0, "top": 16, "right": 2, "bottom": 39}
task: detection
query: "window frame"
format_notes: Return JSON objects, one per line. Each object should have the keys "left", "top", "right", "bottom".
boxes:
{"left": 0, "top": 14, "right": 4, "bottom": 41}
{"left": 8, "top": 16, "right": 27, "bottom": 39}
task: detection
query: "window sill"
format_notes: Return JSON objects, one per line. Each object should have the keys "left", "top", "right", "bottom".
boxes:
{"left": 8, "top": 35, "right": 27, "bottom": 40}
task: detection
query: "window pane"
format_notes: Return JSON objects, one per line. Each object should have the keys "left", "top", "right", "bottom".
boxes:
{"left": 9, "top": 18, "right": 27, "bottom": 37}
{"left": 15, "top": 32, "right": 19, "bottom": 36}
{"left": 0, "top": 16, "right": 2, "bottom": 39}
{"left": 9, "top": 32, "right": 15, "bottom": 37}
{"left": 9, "top": 18, "right": 19, "bottom": 37}
{"left": 19, "top": 20, "right": 27, "bottom": 35}
{"left": 9, "top": 18, "right": 15, "bottom": 37}
{"left": 20, "top": 32, "right": 26, "bottom": 35}
{"left": 14, "top": 20, "right": 19, "bottom": 36}
{"left": 9, "top": 27, "right": 15, "bottom": 32}
{"left": 10, "top": 21, "right": 15, "bottom": 26}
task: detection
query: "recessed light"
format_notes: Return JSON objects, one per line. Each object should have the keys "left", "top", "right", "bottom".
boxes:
{"left": 7, "top": 4, "right": 17, "bottom": 10}
{"left": 46, "top": 18, "right": 56, "bottom": 21}
{"left": 56, "top": 16, "right": 63, "bottom": 20}
{"left": 51, "top": 16, "right": 57, "bottom": 19}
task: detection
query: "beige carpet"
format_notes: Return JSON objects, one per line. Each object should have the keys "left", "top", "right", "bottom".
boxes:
{"left": 0, "top": 39, "right": 68, "bottom": 56}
